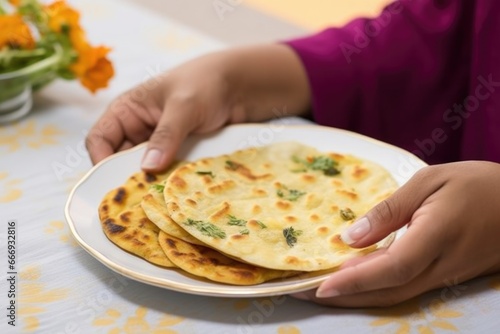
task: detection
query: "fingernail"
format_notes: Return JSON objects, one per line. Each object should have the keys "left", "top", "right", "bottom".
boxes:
{"left": 341, "top": 217, "right": 371, "bottom": 245}
{"left": 141, "top": 149, "right": 162, "bottom": 169}
{"left": 316, "top": 288, "right": 340, "bottom": 298}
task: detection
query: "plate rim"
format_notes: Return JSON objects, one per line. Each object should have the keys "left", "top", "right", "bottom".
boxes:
{"left": 65, "top": 123, "right": 428, "bottom": 297}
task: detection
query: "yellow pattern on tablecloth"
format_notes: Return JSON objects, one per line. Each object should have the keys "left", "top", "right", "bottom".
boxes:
{"left": 93, "top": 305, "right": 185, "bottom": 334}
{"left": 45, "top": 220, "right": 79, "bottom": 247}
{"left": 19, "top": 265, "right": 70, "bottom": 332}
{"left": 0, "top": 120, "right": 64, "bottom": 152}
{"left": 277, "top": 325, "right": 301, "bottom": 334}
{"left": 369, "top": 297, "right": 463, "bottom": 334}
{"left": 0, "top": 172, "right": 22, "bottom": 202}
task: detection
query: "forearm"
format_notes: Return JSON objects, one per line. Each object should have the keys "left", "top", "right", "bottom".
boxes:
{"left": 222, "top": 44, "right": 311, "bottom": 122}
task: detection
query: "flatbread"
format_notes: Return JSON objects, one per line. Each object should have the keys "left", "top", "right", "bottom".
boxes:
{"left": 165, "top": 141, "right": 398, "bottom": 271}
{"left": 102, "top": 205, "right": 175, "bottom": 267}
{"left": 141, "top": 190, "right": 205, "bottom": 246}
{"left": 99, "top": 171, "right": 170, "bottom": 222}
{"left": 99, "top": 170, "right": 176, "bottom": 267}
{"left": 158, "top": 232, "right": 299, "bottom": 285}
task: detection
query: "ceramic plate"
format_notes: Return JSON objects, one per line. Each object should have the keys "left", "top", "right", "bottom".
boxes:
{"left": 65, "top": 124, "right": 427, "bottom": 297}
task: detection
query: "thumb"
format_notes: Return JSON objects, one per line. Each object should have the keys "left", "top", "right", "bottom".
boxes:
{"left": 141, "top": 102, "right": 197, "bottom": 172}
{"left": 341, "top": 167, "right": 443, "bottom": 247}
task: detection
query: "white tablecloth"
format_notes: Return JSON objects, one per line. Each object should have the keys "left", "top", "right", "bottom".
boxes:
{"left": 1, "top": 0, "right": 500, "bottom": 333}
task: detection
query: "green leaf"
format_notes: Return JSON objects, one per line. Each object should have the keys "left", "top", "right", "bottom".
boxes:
{"left": 196, "top": 171, "right": 215, "bottom": 178}
{"left": 276, "top": 186, "right": 306, "bottom": 201}
{"left": 185, "top": 219, "right": 226, "bottom": 239}
{"left": 291, "top": 155, "right": 340, "bottom": 176}
{"left": 150, "top": 184, "right": 164, "bottom": 193}
{"left": 339, "top": 208, "right": 356, "bottom": 221}
{"left": 227, "top": 215, "right": 246, "bottom": 227}
{"left": 283, "top": 226, "right": 303, "bottom": 247}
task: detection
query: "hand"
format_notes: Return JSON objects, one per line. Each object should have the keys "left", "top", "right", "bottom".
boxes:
{"left": 85, "top": 44, "right": 310, "bottom": 172}
{"left": 293, "top": 161, "right": 500, "bottom": 307}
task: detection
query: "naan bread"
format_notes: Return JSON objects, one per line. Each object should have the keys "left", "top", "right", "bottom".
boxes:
{"left": 158, "top": 232, "right": 299, "bottom": 285}
{"left": 141, "top": 190, "right": 205, "bottom": 246}
{"left": 102, "top": 205, "right": 175, "bottom": 267}
{"left": 99, "top": 170, "right": 176, "bottom": 267}
{"left": 165, "top": 142, "right": 397, "bottom": 271}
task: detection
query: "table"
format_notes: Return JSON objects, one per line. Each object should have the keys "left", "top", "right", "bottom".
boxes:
{"left": 1, "top": 0, "right": 500, "bottom": 333}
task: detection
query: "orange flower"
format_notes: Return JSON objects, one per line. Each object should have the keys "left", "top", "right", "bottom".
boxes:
{"left": 8, "top": 0, "right": 21, "bottom": 6}
{"left": 44, "top": 0, "right": 80, "bottom": 34}
{"left": 0, "top": 14, "right": 35, "bottom": 49}
{"left": 70, "top": 45, "right": 114, "bottom": 93}
{"left": 43, "top": 0, "right": 114, "bottom": 93}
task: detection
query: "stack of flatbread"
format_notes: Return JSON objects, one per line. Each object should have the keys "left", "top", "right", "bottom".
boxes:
{"left": 98, "top": 142, "right": 398, "bottom": 285}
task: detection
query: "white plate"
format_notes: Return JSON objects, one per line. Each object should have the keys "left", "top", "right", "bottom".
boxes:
{"left": 65, "top": 124, "right": 427, "bottom": 297}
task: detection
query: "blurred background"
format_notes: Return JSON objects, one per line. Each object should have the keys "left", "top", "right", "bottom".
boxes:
{"left": 140, "top": 0, "right": 392, "bottom": 44}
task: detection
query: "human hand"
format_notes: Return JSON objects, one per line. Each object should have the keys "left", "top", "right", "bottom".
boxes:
{"left": 293, "top": 161, "right": 500, "bottom": 307}
{"left": 85, "top": 45, "right": 310, "bottom": 172}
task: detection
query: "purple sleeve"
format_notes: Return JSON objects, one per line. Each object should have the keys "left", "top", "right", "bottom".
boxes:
{"left": 285, "top": 0, "right": 474, "bottom": 157}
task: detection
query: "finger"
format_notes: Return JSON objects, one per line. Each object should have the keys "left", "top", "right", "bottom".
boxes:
{"left": 292, "top": 268, "right": 436, "bottom": 308}
{"left": 117, "top": 140, "right": 135, "bottom": 152}
{"left": 141, "top": 99, "right": 199, "bottom": 172}
{"left": 86, "top": 97, "right": 157, "bottom": 164}
{"left": 85, "top": 115, "right": 124, "bottom": 164}
{"left": 316, "top": 216, "right": 443, "bottom": 297}
{"left": 341, "top": 166, "right": 445, "bottom": 247}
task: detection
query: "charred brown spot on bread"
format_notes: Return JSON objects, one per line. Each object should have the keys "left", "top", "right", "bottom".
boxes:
{"left": 230, "top": 269, "right": 256, "bottom": 280}
{"left": 132, "top": 239, "right": 145, "bottom": 246}
{"left": 145, "top": 173, "right": 157, "bottom": 183}
{"left": 168, "top": 202, "right": 180, "bottom": 212}
{"left": 309, "top": 214, "right": 320, "bottom": 222}
{"left": 247, "top": 220, "right": 260, "bottom": 228}
{"left": 101, "top": 204, "right": 109, "bottom": 212}
{"left": 185, "top": 199, "right": 197, "bottom": 207}
{"left": 330, "top": 234, "right": 350, "bottom": 250}
{"left": 139, "top": 217, "right": 150, "bottom": 228}
{"left": 262, "top": 163, "right": 271, "bottom": 169}
{"left": 119, "top": 212, "right": 131, "bottom": 223}
{"left": 317, "top": 226, "right": 329, "bottom": 235}
{"left": 170, "top": 175, "right": 187, "bottom": 190}
{"left": 301, "top": 174, "right": 316, "bottom": 183}
{"left": 331, "top": 179, "right": 343, "bottom": 187}
{"left": 211, "top": 202, "right": 231, "bottom": 220}
{"left": 275, "top": 201, "right": 291, "bottom": 210}
{"left": 252, "top": 188, "right": 267, "bottom": 196}
{"left": 194, "top": 191, "right": 204, "bottom": 200}
{"left": 336, "top": 189, "right": 358, "bottom": 200}
{"left": 231, "top": 234, "right": 246, "bottom": 240}
{"left": 352, "top": 165, "right": 369, "bottom": 180}
{"left": 330, "top": 205, "right": 339, "bottom": 213}
{"left": 285, "top": 256, "right": 300, "bottom": 265}
{"left": 208, "top": 180, "right": 236, "bottom": 194}
{"left": 225, "top": 161, "right": 272, "bottom": 180}
{"left": 104, "top": 218, "right": 125, "bottom": 234}
{"left": 252, "top": 205, "right": 262, "bottom": 214}
{"left": 137, "top": 182, "right": 145, "bottom": 189}
{"left": 329, "top": 153, "right": 344, "bottom": 161}
{"left": 113, "top": 188, "right": 126, "bottom": 204}
{"left": 202, "top": 176, "right": 213, "bottom": 184}
{"left": 285, "top": 215, "right": 297, "bottom": 223}
{"left": 166, "top": 238, "right": 177, "bottom": 249}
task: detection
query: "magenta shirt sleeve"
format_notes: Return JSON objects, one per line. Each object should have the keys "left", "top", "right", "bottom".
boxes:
{"left": 285, "top": 0, "right": 475, "bottom": 164}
